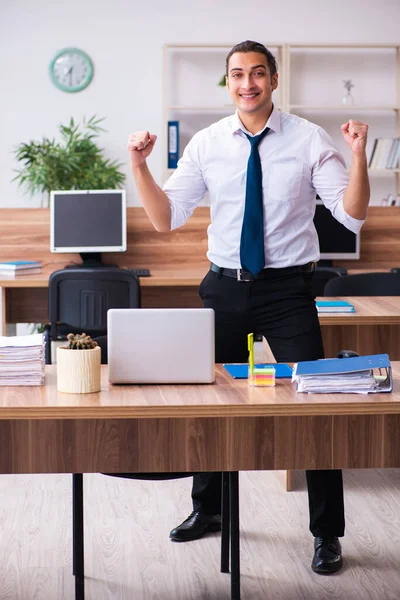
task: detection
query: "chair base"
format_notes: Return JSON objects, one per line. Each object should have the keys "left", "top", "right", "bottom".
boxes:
{"left": 72, "top": 472, "right": 240, "bottom": 600}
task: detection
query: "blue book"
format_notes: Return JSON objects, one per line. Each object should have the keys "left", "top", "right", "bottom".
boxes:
{"left": 223, "top": 363, "right": 293, "bottom": 379}
{"left": 0, "top": 260, "right": 41, "bottom": 270}
{"left": 316, "top": 300, "right": 354, "bottom": 313}
{"left": 168, "top": 121, "right": 179, "bottom": 169}
{"left": 293, "top": 353, "right": 392, "bottom": 393}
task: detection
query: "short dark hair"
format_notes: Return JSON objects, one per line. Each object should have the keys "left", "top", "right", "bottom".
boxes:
{"left": 225, "top": 40, "right": 277, "bottom": 78}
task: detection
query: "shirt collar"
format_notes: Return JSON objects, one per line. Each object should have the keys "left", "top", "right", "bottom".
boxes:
{"left": 230, "top": 104, "right": 281, "bottom": 137}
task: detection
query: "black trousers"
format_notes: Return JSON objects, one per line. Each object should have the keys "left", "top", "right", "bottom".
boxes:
{"left": 192, "top": 266, "right": 345, "bottom": 538}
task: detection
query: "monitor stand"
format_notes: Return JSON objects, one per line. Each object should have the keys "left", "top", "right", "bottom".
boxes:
{"left": 65, "top": 252, "right": 117, "bottom": 269}
{"left": 316, "top": 259, "right": 348, "bottom": 275}
{"left": 317, "top": 259, "right": 333, "bottom": 268}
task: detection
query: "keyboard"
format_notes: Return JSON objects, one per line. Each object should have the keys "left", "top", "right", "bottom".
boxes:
{"left": 130, "top": 268, "right": 151, "bottom": 277}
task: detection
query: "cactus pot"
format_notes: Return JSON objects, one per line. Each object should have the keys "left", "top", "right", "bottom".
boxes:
{"left": 57, "top": 345, "right": 101, "bottom": 393}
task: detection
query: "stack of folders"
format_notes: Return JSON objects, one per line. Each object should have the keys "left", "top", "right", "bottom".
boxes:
{"left": 0, "top": 261, "right": 42, "bottom": 276}
{"left": 292, "top": 354, "right": 392, "bottom": 394}
{"left": 316, "top": 300, "right": 354, "bottom": 313}
{"left": 0, "top": 334, "right": 45, "bottom": 386}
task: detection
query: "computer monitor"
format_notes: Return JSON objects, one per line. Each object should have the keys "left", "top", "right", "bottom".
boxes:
{"left": 50, "top": 190, "right": 126, "bottom": 267}
{"left": 313, "top": 199, "right": 360, "bottom": 266}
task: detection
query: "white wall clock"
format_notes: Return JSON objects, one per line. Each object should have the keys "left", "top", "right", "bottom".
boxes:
{"left": 49, "top": 48, "right": 93, "bottom": 93}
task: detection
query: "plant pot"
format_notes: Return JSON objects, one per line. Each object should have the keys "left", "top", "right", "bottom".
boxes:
{"left": 56, "top": 346, "right": 101, "bottom": 393}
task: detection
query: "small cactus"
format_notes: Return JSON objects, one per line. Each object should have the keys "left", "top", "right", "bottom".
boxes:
{"left": 66, "top": 333, "right": 98, "bottom": 350}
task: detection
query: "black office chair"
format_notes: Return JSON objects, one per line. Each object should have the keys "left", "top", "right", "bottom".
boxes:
{"left": 72, "top": 472, "right": 240, "bottom": 600}
{"left": 72, "top": 339, "right": 241, "bottom": 600}
{"left": 324, "top": 272, "right": 400, "bottom": 296}
{"left": 43, "top": 268, "right": 141, "bottom": 364}
{"left": 44, "top": 269, "right": 141, "bottom": 598}
{"left": 312, "top": 266, "right": 347, "bottom": 297}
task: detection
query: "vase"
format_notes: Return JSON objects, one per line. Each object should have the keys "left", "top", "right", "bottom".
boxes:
{"left": 40, "top": 192, "right": 50, "bottom": 208}
{"left": 56, "top": 346, "right": 101, "bottom": 393}
{"left": 341, "top": 93, "right": 354, "bottom": 105}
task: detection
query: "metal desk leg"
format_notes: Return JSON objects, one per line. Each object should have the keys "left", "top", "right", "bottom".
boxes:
{"left": 73, "top": 473, "right": 85, "bottom": 600}
{"left": 230, "top": 472, "right": 240, "bottom": 600}
{"left": 221, "top": 472, "right": 230, "bottom": 573}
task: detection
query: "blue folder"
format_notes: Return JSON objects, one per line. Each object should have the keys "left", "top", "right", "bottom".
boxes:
{"left": 223, "top": 363, "right": 293, "bottom": 379}
{"left": 168, "top": 121, "right": 179, "bottom": 168}
{"left": 293, "top": 353, "right": 392, "bottom": 393}
{"left": 295, "top": 353, "right": 390, "bottom": 376}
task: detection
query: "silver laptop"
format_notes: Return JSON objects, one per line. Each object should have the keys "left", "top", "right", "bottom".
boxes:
{"left": 107, "top": 308, "right": 215, "bottom": 384}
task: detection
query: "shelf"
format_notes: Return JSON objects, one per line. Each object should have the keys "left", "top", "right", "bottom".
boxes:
{"left": 290, "top": 105, "right": 400, "bottom": 111}
{"left": 287, "top": 44, "right": 400, "bottom": 49}
{"left": 164, "top": 43, "right": 400, "bottom": 198}
{"left": 168, "top": 105, "right": 235, "bottom": 111}
{"left": 368, "top": 169, "right": 400, "bottom": 175}
{"left": 346, "top": 169, "right": 400, "bottom": 175}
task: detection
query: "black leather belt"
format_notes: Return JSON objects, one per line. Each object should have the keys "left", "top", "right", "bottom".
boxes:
{"left": 210, "top": 262, "right": 315, "bottom": 282}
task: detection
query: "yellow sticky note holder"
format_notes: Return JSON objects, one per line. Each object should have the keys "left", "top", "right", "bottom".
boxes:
{"left": 247, "top": 333, "right": 276, "bottom": 387}
{"left": 249, "top": 366, "right": 276, "bottom": 387}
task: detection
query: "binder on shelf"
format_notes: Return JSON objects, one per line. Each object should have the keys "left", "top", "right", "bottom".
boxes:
{"left": 292, "top": 353, "right": 392, "bottom": 394}
{"left": 316, "top": 300, "right": 354, "bottom": 313}
{"left": 168, "top": 121, "right": 179, "bottom": 169}
{"left": 223, "top": 363, "right": 293, "bottom": 379}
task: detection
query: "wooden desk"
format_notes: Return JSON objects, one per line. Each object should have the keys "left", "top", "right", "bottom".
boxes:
{"left": 1, "top": 364, "right": 400, "bottom": 475}
{"left": 319, "top": 296, "right": 400, "bottom": 359}
{"left": 1, "top": 266, "right": 400, "bottom": 359}
{"left": 1, "top": 206, "right": 400, "bottom": 355}
{"left": 0, "top": 264, "right": 206, "bottom": 333}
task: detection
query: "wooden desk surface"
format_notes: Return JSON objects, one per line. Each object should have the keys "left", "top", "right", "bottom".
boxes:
{"left": 1, "top": 364, "right": 400, "bottom": 474}
{"left": 0, "top": 266, "right": 395, "bottom": 293}
{"left": 0, "top": 363, "right": 399, "bottom": 420}
{"left": 1, "top": 263, "right": 399, "bottom": 325}
{"left": 0, "top": 264, "right": 207, "bottom": 288}
{"left": 317, "top": 296, "right": 400, "bottom": 325}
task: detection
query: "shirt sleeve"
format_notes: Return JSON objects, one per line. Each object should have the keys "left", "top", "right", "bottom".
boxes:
{"left": 311, "top": 127, "right": 366, "bottom": 234}
{"left": 162, "top": 132, "right": 207, "bottom": 230}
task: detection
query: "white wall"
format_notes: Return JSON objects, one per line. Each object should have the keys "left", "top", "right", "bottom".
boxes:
{"left": 1, "top": 0, "right": 400, "bottom": 207}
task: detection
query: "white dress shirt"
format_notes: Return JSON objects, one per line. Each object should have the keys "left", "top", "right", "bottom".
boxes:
{"left": 163, "top": 106, "right": 365, "bottom": 269}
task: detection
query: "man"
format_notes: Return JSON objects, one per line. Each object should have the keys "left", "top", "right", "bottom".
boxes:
{"left": 127, "top": 40, "right": 369, "bottom": 575}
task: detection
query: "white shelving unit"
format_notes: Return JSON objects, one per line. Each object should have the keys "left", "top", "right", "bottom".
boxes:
{"left": 163, "top": 43, "right": 400, "bottom": 204}
{"left": 285, "top": 44, "right": 400, "bottom": 202}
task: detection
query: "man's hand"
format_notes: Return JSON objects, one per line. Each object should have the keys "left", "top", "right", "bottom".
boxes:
{"left": 341, "top": 120, "right": 368, "bottom": 157}
{"left": 127, "top": 131, "right": 157, "bottom": 168}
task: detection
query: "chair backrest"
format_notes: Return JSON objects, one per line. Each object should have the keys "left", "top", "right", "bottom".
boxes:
{"left": 324, "top": 272, "right": 400, "bottom": 296}
{"left": 312, "top": 267, "right": 347, "bottom": 297}
{"left": 48, "top": 268, "right": 141, "bottom": 339}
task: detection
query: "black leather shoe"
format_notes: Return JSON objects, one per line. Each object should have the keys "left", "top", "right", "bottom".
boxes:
{"left": 169, "top": 511, "right": 221, "bottom": 542}
{"left": 312, "top": 535, "right": 343, "bottom": 574}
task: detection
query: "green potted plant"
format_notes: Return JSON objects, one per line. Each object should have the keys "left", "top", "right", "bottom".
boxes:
{"left": 57, "top": 333, "right": 101, "bottom": 393}
{"left": 13, "top": 115, "right": 126, "bottom": 207}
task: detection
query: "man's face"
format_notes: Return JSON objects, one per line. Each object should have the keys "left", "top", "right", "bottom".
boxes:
{"left": 226, "top": 51, "right": 278, "bottom": 116}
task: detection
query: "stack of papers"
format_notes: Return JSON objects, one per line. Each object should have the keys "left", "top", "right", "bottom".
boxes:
{"left": 0, "top": 334, "right": 45, "bottom": 386}
{"left": 316, "top": 300, "right": 354, "bottom": 313}
{"left": 292, "top": 354, "right": 392, "bottom": 394}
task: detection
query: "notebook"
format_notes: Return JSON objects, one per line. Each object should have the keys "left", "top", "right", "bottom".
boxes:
{"left": 107, "top": 308, "right": 215, "bottom": 384}
{"left": 0, "top": 260, "right": 41, "bottom": 271}
{"left": 316, "top": 300, "right": 354, "bottom": 313}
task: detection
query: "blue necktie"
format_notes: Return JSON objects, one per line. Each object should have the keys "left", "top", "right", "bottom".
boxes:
{"left": 240, "top": 127, "right": 270, "bottom": 276}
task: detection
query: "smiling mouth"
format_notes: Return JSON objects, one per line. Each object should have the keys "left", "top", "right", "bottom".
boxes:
{"left": 239, "top": 93, "right": 260, "bottom": 99}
